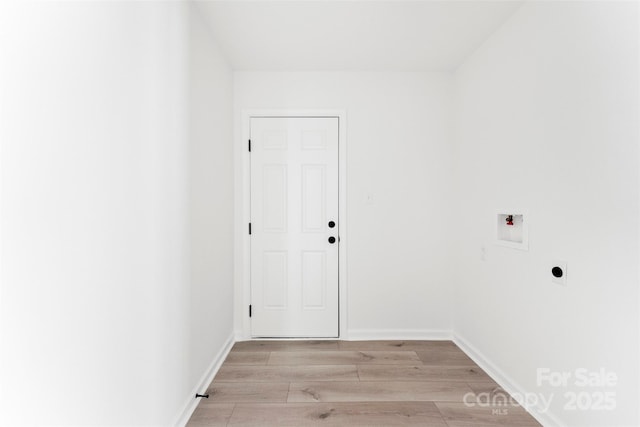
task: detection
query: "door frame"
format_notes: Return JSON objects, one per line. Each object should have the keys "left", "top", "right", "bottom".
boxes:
{"left": 236, "top": 110, "right": 348, "bottom": 340}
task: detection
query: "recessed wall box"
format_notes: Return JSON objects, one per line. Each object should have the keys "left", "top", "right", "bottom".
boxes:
{"left": 495, "top": 210, "right": 528, "bottom": 250}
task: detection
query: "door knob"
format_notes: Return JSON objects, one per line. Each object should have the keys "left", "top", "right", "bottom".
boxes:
{"left": 328, "top": 236, "right": 336, "bottom": 244}
{"left": 328, "top": 221, "right": 336, "bottom": 228}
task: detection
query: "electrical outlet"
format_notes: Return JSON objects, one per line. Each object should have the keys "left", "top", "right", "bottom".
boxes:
{"left": 551, "top": 259, "right": 567, "bottom": 286}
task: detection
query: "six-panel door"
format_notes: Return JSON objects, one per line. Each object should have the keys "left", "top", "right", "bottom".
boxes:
{"left": 250, "top": 117, "right": 339, "bottom": 337}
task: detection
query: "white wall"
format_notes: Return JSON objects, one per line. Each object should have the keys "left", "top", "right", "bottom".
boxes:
{"left": 0, "top": 2, "right": 234, "bottom": 425}
{"left": 185, "top": 2, "right": 235, "bottom": 422}
{"left": 234, "top": 72, "right": 455, "bottom": 338}
{"left": 453, "top": 2, "right": 639, "bottom": 426}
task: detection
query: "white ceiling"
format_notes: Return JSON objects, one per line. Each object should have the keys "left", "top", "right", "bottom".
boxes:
{"left": 196, "top": 0, "right": 523, "bottom": 71}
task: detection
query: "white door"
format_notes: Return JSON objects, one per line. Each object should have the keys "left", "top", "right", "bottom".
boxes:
{"left": 250, "top": 117, "right": 339, "bottom": 337}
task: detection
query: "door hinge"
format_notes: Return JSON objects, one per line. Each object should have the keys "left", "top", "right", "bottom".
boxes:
{"left": 249, "top": 305, "right": 252, "bottom": 317}
{"left": 249, "top": 223, "right": 252, "bottom": 235}
{"left": 248, "top": 139, "right": 251, "bottom": 152}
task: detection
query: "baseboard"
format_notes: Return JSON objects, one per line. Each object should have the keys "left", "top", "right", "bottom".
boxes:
{"left": 453, "top": 333, "right": 565, "bottom": 427}
{"left": 346, "top": 328, "right": 453, "bottom": 341}
{"left": 173, "top": 332, "right": 235, "bottom": 427}
{"left": 234, "top": 329, "right": 246, "bottom": 342}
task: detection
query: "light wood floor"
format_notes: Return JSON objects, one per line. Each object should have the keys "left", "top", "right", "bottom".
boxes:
{"left": 187, "top": 340, "right": 541, "bottom": 426}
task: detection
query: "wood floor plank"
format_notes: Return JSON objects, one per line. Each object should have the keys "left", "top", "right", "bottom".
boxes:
{"left": 185, "top": 403, "right": 235, "bottom": 427}
{"left": 216, "top": 364, "right": 359, "bottom": 382}
{"left": 206, "top": 382, "right": 290, "bottom": 403}
{"left": 232, "top": 340, "right": 339, "bottom": 352}
{"left": 338, "top": 340, "right": 458, "bottom": 351}
{"left": 467, "top": 381, "right": 506, "bottom": 396}
{"left": 358, "top": 365, "right": 492, "bottom": 382}
{"left": 415, "top": 348, "right": 477, "bottom": 366}
{"left": 224, "top": 351, "right": 270, "bottom": 365}
{"left": 268, "top": 350, "right": 421, "bottom": 365}
{"left": 227, "top": 402, "right": 448, "bottom": 426}
{"left": 288, "top": 381, "right": 473, "bottom": 403}
{"left": 435, "top": 402, "right": 541, "bottom": 426}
